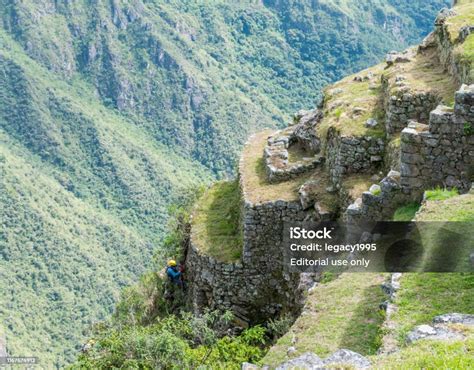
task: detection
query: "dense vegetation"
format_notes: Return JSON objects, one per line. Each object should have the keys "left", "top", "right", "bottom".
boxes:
{"left": 72, "top": 272, "right": 269, "bottom": 370}
{"left": 0, "top": 0, "right": 449, "bottom": 366}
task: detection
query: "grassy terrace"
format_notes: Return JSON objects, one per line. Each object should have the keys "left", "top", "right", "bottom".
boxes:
{"left": 241, "top": 130, "right": 318, "bottom": 203}
{"left": 447, "top": 1, "right": 474, "bottom": 43}
{"left": 416, "top": 189, "right": 474, "bottom": 222}
{"left": 262, "top": 273, "right": 387, "bottom": 367}
{"left": 240, "top": 130, "right": 338, "bottom": 211}
{"left": 317, "top": 63, "right": 386, "bottom": 145}
{"left": 317, "top": 64, "right": 384, "bottom": 146}
{"left": 191, "top": 180, "right": 243, "bottom": 263}
{"left": 372, "top": 336, "right": 474, "bottom": 369}
{"left": 379, "top": 191, "right": 474, "bottom": 367}
{"left": 384, "top": 46, "right": 458, "bottom": 106}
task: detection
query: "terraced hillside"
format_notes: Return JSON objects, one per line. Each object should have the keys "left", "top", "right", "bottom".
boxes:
{"left": 0, "top": 0, "right": 460, "bottom": 367}
{"left": 186, "top": 2, "right": 473, "bottom": 368}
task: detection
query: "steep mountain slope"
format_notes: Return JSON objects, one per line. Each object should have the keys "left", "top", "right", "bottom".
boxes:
{"left": 0, "top": 0, "right": 450, "bottom": 172}
{"left": 0, "top": 0, "right": 449, "bottom": 367}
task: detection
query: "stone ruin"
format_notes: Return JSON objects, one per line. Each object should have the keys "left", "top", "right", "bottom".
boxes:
{"left": 186, "top": 7, "right": 474, "bottom": 327}
{"left": 345, "top": 84, "right": 474, "bottom": 223}
{"left": 264, "top": 109, "right": 325, "bottom": 183}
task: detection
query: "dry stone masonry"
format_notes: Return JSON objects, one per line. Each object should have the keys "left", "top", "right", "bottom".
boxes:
{"left": 400, "top": 85, "right": 473, "bottom": 194}
{"left": 186, "top": 178, "right": 309, "bottom": 324}
{"left": 327, "top": 128, "right": 385, "bottom": 187}
{"left": 383, "top": 86, "right": 440, "bottom": 135}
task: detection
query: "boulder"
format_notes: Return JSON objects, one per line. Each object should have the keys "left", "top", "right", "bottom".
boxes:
{"left": 276, "top": 352, "right": 323, "bottom": 370}
{"left": 299, "top": 181, "right": 320, "bottom": 210}
{"left": 293, "top": 109, "right": 312, "bottom": 125}
{"left": 314, "top": 202, "right": 334, "bottom": 221}
{"left": 322, "top": 349, "right": 371, "bottom": 369}
{"left": 418, "top": 32, "right": 436, "bottom": 51}
{"left": 291, "top": 109, "right": 323, "bottom": 153}
{"left": 387, "top": 170, "right": 401, "bottom": 182}
{"left": 369, "top": 184, "right": 381, "bottom": 195}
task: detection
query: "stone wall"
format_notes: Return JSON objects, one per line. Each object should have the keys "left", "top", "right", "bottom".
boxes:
{"left": 383, "top": 86, "right": 440, "bottom": 135}
{"left": 435, "top": 8, "right": 473, "bottom": 85}
{"left": 345, "top": 84, "right": 474, "bottom": 222}
{"left": 264, "top": 115, "right": 324, "bottom": 183}
{"left": 400, "top": 85, "right": 474, "bottom": 194}
{"left": 326, "top": 128, "right": 385, "bottom": 186}
{"left": 343, "top": 170, "right": 408, "bottom": 223}
{"left": 186, "top": 181, "right": 310, "bottom": 324}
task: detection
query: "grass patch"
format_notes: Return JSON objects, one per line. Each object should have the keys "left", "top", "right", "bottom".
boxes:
{"left": 416, "top": 191, "right": 474, "bottom": 222}
{"left": 390, "top": 273, "right": 474, "bottom": 343}
{"left": 261, "top": 273, "right": 387, "bottom": 367}
{"left": 317, "top": 63, "right": 386, "bottom": 146}
{"left": 371, "top": 187, "right": 381, "bottom": 196}
{"left": 334, "top": 107, "right": 343, "bottom": 119}
{"left": 287, "top": 144, "right": 315, "bottom": 164}
{"left": 383, "top": 46, "right": 458, "bottom": 107}
{"left": 393, "top": 202, "right": 421, "bottom": 221}
{"left": 191, "top": 180, "right": 243, "bottom": 262}
{"left": 341, "top": 174, "right": 374, "bottom": 201}
{"left": 371, "top": 337, "right": 474, "bottom": 369}
{"left": 425, "top": 187, "right": 459, "bottom": 201}
{"left": 448, "top": 2, "right": 474, "bottom": 43}
{"left": 413, "top": 191, "right": 474, "bottom": 271}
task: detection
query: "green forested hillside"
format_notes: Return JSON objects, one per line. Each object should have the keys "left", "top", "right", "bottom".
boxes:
{"left": 0, "top": 0, "right": 449, "bottom": 366}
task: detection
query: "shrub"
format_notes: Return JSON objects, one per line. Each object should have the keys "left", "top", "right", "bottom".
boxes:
{"left": 73, "top": 311, "right": 268, "bottom": 369}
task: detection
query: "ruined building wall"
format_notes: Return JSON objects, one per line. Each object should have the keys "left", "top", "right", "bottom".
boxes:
{"left": 186, "top": 176, "right": 309, "bottom": 324}
{"left": 345, "top": 84, "right": 474, "bottom": 222}
{"left": 326, "top": 128, "right": 385, "bottom": 187}
{"left": 400, "top": 85, "right": 473, "bottom": 194}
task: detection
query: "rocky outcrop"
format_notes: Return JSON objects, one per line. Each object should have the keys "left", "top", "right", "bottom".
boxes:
{"left": 291, "top": 109, "right": 323, "bottom": 153}
{"left": 435, "top": 7, "right": 473, "bottom": 85}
